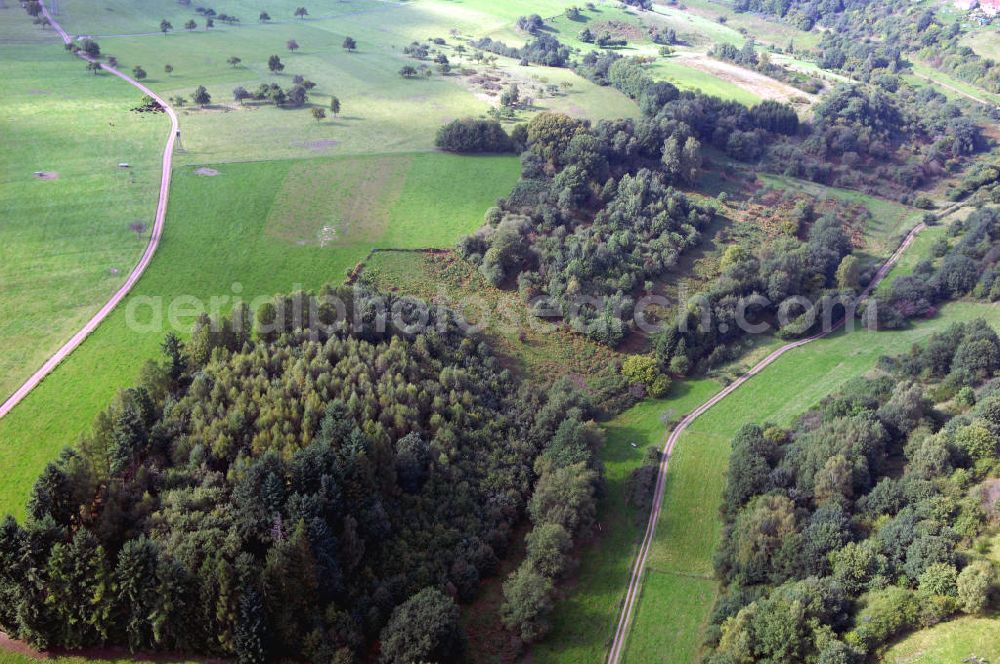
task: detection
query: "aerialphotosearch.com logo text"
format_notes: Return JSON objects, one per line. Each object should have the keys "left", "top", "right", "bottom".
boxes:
{"left": 124, "top": 282, "right": 876, "bottom": 339}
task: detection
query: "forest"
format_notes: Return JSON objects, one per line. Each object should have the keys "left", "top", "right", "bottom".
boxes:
{"left": 0, "top": 286, "right": 603, "bottom": 662}
{"left": 705, "top": 317, "right": 1000, "bottom": 662}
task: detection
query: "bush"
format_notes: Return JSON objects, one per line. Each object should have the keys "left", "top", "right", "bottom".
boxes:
{"left": 957, "top": 560, "right": 994, "bottom": 614}
{"left": 845, "top": 587, "right": 919, "bottom": 652}
{"left": 435, "top": 118, "right": 514, "bottom": 153}
{"left": 621, "top": 354, "right": 670, "bottom": 397}
{"left": 378, "top": 588, "right": 465, "bottom": 663}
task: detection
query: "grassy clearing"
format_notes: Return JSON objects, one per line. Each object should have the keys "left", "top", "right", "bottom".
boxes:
{"left": 963, "top": 27, "right": 1000, "bottom": 62}
{"left": 907, "top": 60, "right": 1000, "bottom": 106}
{"left": 0, "top": 153, "right": 518, "bottom": 521}
{"left": 540, "top": 3, "right": 772, "bottom": 105}
{"left": 876, "top": 224, "right": 948, "bottom": 292}
{"left": 264, "top": 156, "right": 411, "bottom": 246}
{"left": 529, "top": 386, "right": 721, "bottom": 664}
{"left": 0, "top": 649, "right": 197, "bottom": 664}
{"left": 49, "top": 0, "right": 394, "bottom": 37}
{"left": 881, "top": 615, "right": 1000, "bottom": 663}
{"left": 650, "top": 1, "right": 748, "bottom": 47}
{"left": 0, "top": 15, "right": 165, "bottom": 403}
{"left": 648, "top": 55, "right": 761, "bottom": 105}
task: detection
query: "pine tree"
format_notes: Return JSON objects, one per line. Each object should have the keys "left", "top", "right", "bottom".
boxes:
{"left": 45, "top": 529, "right": 114, "bottom": 647}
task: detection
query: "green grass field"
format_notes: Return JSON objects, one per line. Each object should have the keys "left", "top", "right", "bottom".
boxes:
{"left": 648, "top": 55, "right": 761, "bottom": 105}
{"left": 529, "top": 387, "right": 719, "bottom": 664}
{"left": 0, "top": 11, "right": 165, "bottom": 404}
{"left": 963, "top": 28, "right": 1000, "bottom": 62}
{"left": 0, "top": 649, "right": 196, "bottom": 664}
{"left": 0, "top": 152, "right": 518, "bottom": 521}
{"left": 49, "top": 0, "right": 636, "bottom": 165}
{"left": 881, "top": 615, "right": 1000, "bottom": 663}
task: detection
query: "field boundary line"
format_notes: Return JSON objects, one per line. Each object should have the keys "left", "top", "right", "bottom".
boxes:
{"left": 0, "top": 2, "right": 178, "bottom": 420}
{"left": 605, "top": 212, "right": 933, "bottom": 663}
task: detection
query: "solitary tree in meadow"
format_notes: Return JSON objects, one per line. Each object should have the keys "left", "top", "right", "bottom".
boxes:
{"left": 294, "top": 6, "right": 308, "bottom": 18}
{"left": 86, "top": 61, "right": 102, "bottom": 75}
{"left": 164, "top": 63, "right": 174, "bottom": 75}
{"left": 399, "top": 64, "right": 417, "bottom": 78}
{"left": 268, "top": 54, "right": 284, "bottom": 72}
{"left": 233, "top": 85, "right": 251, "bottom": 104}
{"left": 205, "top": 17, "right": 214, "bottom": 28}
{"left": 286, "top": 39, "right": 299, "bottom": 51}
{"left": 160, "top": 19, "right": 172, "bottom": 34}
{"left": 184, "top": 19, "right": 197, "bottom": 31}
{"left": 342, "top": 36, "right": 357, "bottom": 52}
{"left": 311, "top": 107, "right": 326, "bottom": 121}
{"left": 132, "top": 65, "right": 147, "bottom": 80}
{"left": 192, "top": 85, "right": 211, "bottom": 106}
{"left": 259, "top": 10, "right": 270, "bottom": 22}
{"left": 227, "top": 56, "right": 242, "bottom": 68}
{"left": 330, "top": 96, "right": 340, "bottom": 116}
{"left": 107, "top": 55, "right": 119, "bottom": 67}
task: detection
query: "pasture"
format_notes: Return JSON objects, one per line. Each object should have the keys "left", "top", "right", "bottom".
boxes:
{"left": 0, "top": 152, "right": 518, "bottom": 521}
{"left": 53, "top": 0, "right": 637, "bottom": 164}
{"left": 0, "top": 16, "right": 165, "bottom": 404}
{"left": 658, "top": 0, "right": 824, "bottom": 51}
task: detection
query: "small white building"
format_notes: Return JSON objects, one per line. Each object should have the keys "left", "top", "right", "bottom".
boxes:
{"left": 955, "top": 0, "right": 978, "bottom": 9}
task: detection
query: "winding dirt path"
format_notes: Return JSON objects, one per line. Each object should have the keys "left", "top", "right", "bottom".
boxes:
{"left": 912, "top": 72, "right": 997, "bottom": 108}
{"left": 605, "top": 220, "right": 927, "bottom": 664}
{"left": 0, "top": 2, "right": 178, "bottom": 420}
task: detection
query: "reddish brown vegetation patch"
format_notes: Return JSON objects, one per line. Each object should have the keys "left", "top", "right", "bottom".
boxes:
{"left": 590, "top": 19, "right": 645, "bottom": 41}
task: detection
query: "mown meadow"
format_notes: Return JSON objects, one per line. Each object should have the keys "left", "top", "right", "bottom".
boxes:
{"left": 0, "top": 12, "right": 164, "bottom": 403}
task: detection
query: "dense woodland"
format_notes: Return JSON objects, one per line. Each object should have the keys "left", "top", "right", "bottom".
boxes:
{"left": 454, "top": 59, "right": 816, "bottom": 348}
{"left": 705, "top": 319, "right": 1000, "bottom": 662}
{"left": 0, "top": 286, "right": 603, "bottom": 662}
